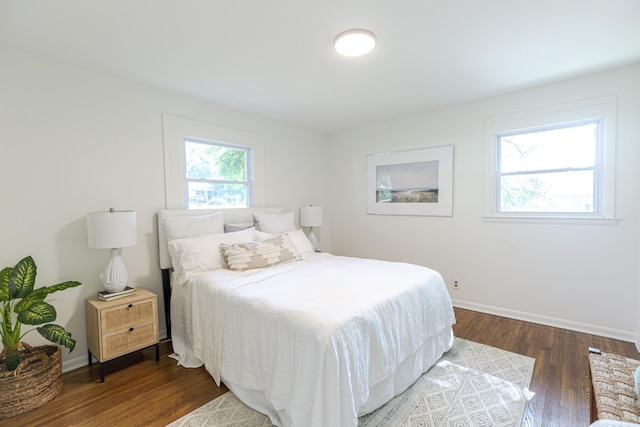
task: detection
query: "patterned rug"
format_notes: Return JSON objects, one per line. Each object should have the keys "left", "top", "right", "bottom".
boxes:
{"left": 167, "top": 338, "right": 535, "bottom": 427}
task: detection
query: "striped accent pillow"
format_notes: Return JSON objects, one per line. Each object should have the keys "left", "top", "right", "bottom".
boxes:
{"left": 220, "top": 233, "right": 301, "bottom": 271}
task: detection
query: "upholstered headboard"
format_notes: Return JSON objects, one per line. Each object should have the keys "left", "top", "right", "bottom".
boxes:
{"left": 157, "top": 207, "right": 283, "bottom": 337}
{"left": 158, "top": 207, "right": 283, "bottom": 270}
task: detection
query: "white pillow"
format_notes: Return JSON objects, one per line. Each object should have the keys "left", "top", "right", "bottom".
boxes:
{"left": 164, "top": 212, "right": 224, "bottom": 243}
{"left": 220, "top": 233, "right": 301, "bottom": 271}
{"left": 285, "top": 229, "right": 315, "bottom": 258}
{"left": 168, "top": 227, "right": 256, "bottom": 274}
{"left": 255, "top": 230, "right": 273, "bottom": 240}
{"left": 254, "top": 211, "right": 297, "bottom": 234}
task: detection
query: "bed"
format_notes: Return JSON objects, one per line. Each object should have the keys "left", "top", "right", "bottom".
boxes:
{"left": 158, "top": 207, "right": 455, "bottom": 427}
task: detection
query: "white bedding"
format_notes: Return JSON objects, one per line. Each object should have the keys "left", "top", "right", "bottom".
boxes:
{"left": 171, "top": 253, "right": 455, "bottom": 427}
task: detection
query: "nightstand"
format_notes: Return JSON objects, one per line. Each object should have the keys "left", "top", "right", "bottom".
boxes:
{"left": 85, "top": 288, "right": 160, "bottom": 382}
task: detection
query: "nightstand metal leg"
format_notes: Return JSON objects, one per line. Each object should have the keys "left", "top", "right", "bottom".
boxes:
{"left": 100, "top": 363, "right": 105, "bottom": 383}
{"left": 155, "top": 343, "right": 159, "bottom": 361}
{"left": 88, "top": 349, "right": 92, "bottom": 366}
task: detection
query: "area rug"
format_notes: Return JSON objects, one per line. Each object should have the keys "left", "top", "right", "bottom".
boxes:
{"left": 166, "top": 338, "right": 535, "bottom": 427}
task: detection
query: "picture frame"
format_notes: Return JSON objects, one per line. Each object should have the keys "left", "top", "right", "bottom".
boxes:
{"left": 366, "top": 145, "right": 454, "bottom": 216}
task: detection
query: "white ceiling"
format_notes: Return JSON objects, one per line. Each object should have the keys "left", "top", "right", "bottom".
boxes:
{"left": 1, "top": 1, "right": 639, "bottom": 133}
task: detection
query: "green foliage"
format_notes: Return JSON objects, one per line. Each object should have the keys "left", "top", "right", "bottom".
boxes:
{"left": 185, "top": 143, "right": 246, "bottom": 181}
{"left": 212, "top": 146, "right": 246, "bottom": 181}
{"left": 37, "top": 324, "right": 76, "bottom": 352}
{"left": 499, "top": 137, "right": 550, "bottom": 212}
{"left": 9, "top": 256, "right": 37, "bottom": 299}
{"left": 17, "top": 301, "right": 57, "bottom": 325}
{"left": 500, "top": 175, "right": 548, "bottom": 212}
{"left": 0, "top": 256, "right": 82, "bottom": 371}
{"left": 185, "top": 142, "right": 249, "bottom": 207}
{"left": 0, "top": 267, "right": 11, "bottom": 301}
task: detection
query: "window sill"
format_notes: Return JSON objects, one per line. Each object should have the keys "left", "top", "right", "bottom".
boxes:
{"left": 482, "top": 215, "right": 619, "bottom": 226}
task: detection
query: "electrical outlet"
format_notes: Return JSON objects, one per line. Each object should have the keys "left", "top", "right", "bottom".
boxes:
{"left": 453, "top": 280, "right": 459, "bottom": 289}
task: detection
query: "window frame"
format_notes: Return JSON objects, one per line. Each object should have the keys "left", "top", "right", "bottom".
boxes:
{"left": 484, "top": 96, "right": 617, "bottom": 225}
{"left": 162, "top": 114, "right": 265, "bottom": 209}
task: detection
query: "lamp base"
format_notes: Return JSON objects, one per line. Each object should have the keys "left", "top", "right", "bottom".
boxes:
{"left": 103, "top": 248, "right": 129, "bottom": 293}
{"left": 308, "top": 228, "right": 320, "bottom": 251}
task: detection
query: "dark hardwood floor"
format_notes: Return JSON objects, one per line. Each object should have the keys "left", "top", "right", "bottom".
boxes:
{"left": 3, "top": 340, "right": 228, "bottom": 427}
{"left": 453, "top": 308, "right": 639, "bottom": 427}
{"left": 4, "top": 307, "right": 639, "bottom": 427}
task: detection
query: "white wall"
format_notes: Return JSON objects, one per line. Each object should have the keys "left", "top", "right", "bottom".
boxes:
{"left": 328, "top": 63, "right": 640, "bottom": 341}
{"left": 0, "top": 47, "right": 330, "bottom": 372}
{"left": 2, "top": 44, "right": 637, "bottom": 375}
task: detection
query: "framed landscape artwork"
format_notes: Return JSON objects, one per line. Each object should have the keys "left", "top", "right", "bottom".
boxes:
{"left": 366, "top": 145, "right": 454, "bottom": 216}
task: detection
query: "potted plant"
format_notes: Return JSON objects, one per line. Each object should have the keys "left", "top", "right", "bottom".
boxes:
{"left": 0, "top": 255, "right": 82, "bottom": 418}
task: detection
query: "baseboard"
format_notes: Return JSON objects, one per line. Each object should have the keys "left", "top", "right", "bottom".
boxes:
{"left": 61, "top": 327, "right": 169, "bottom": 374}
{"left": 452, "top": 298, "right": 636, "bottom": 343}
{"left": 62, "top": 354, "right": 88, "bottom": 373}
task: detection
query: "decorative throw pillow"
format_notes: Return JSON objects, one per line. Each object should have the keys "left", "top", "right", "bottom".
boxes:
{"left": 220, "top": 233, "right": 301, "bottom": 271}
{"left": 285, "top": 229, "right": 315, "bottom": 258}
{"left": 253, "top": 211, "right": 297, "bottom": 234}
{"left": 164, "top": 212, "right": 224, "bottom": 243}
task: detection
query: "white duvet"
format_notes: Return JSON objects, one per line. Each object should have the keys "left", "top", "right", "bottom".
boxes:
{"left": 171, "top": 253, "right": 455, "bottom": 427}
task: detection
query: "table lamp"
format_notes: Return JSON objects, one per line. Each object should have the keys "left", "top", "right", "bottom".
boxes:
{"left": 87, "top": 208, "right": 137, "bottom": 293}
{"left": 299, "top": 205, "right": 323, "bottom": 250}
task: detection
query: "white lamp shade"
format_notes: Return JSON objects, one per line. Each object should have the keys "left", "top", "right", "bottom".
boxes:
{"left": 299, "top": 206, "right": 323, "bottom": 227}
{"left": 87, "top": 210, "right": 137, "bottom": 249}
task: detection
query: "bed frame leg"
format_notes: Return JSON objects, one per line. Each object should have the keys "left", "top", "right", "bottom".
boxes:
{"left": 162, "top": 269, "right": 172, "bottom": 339}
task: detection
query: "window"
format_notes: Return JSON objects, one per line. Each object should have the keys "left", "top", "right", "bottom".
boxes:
{"left": 485, "top": 96, "right": 616, "bottom": 224}
{"left": 162, "top": 114, "right": 265, "bottom": 209}
{"left": 497, "top": 121, "right": 599, "bottom": 213}
{"left": 184, "top": 139, "right": 252, "bottom": 209}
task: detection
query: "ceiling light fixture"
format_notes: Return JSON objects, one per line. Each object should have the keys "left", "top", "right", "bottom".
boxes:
{"left": 333, "top": 29, "right": 377, "bottom": 57}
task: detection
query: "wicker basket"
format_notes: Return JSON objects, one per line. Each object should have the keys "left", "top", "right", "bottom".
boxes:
{"left": 589, "top": 351, "right": 640, "bottom": 423}
{"left": 0, "top": 345, "right": 63, "bottom": 419}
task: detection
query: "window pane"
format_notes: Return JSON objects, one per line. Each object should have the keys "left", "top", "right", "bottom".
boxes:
{"left": 187, "top": 181, "right": 247, "bottom": 209}
{"left": 185, "top": 140, "right": 247, "bottom": 181}
{"left": 499, "top": 170, "right": 594, "bottom": 213}
{"left": 499, "top": 123, "right": 597, "bottom": 173}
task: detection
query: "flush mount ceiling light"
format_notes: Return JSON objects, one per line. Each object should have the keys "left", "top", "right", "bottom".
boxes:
{"left": 333, "top": 29, "right": 377, "bottom": 57}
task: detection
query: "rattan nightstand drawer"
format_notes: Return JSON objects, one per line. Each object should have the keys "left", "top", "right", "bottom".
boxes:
{"left": 102, "top": 322, "right": 157, "bottom": 360}
{"left": 102, "top": 299, "right": 155, "bottom": 333}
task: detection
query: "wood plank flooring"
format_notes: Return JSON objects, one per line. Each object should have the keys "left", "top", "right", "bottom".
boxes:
{"left": 453, "top": 308, "right": 639, "bottom": 427}
{"left": 5, "top": 307, "right": 639, "bottom": 427}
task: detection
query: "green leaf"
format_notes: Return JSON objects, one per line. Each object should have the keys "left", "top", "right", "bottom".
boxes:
{"left": 0, "top": 267, "right": 11, "bottom": 301}
{"left": 1, "top": 303, "right": 14, "bottom": 344}
{"left": 8, "top": 256, "right": 37, "bottom": 299}
{"left": 38, "top": 324, "right": 76, "bottom": 352}
{"left": 17, "top": 301, "right": 56, "bottom": 325}
{"left": 14, "top": 281, "right": 82, "bottom": 314}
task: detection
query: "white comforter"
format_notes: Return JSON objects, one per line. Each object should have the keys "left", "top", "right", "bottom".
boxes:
{"left": 171, "top": 253, "right": 455, "bottom": 427}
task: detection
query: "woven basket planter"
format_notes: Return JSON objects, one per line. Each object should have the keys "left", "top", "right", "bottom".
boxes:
{"left": 0, "top": 345, "right": 63, "bottom": 419}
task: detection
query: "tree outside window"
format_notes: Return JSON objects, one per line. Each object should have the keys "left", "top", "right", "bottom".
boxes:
{"left": 184, "top": 139, "right": 252, "bottom": 209}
